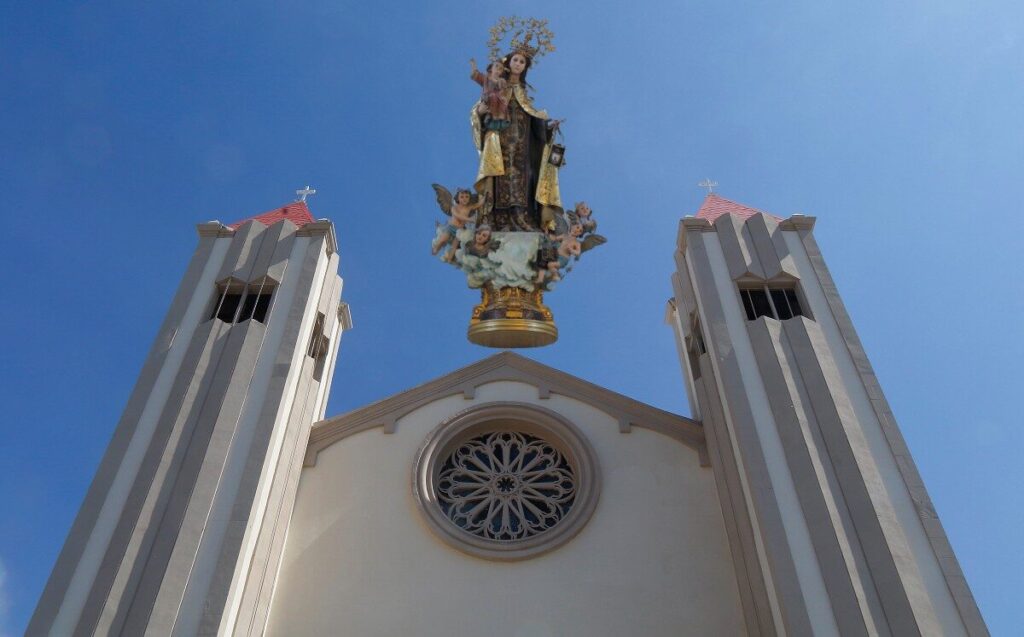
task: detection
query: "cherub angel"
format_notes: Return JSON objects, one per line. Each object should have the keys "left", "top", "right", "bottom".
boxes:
{"left": 570, "top": 201, "right": 598, "bottom": 235}
{"left": 564, "top": 200, "right": 607, "bottom": 258}
{"left": 535, "top": 231, "right": 607, "bottom": 285}
{"left": 464, "top": 224, "right": 501, "bottom": 258}
{"left": 432, "top": 185, "right": 484, "bottom": 262}
{"left": 536, "top": 236, "right": 580, "bottom": 284}
{"left": 470, "top": 58, "right": 509, "bottom": 129}
{"left": 533, "top": 212, "right": 567, "bottom": 282}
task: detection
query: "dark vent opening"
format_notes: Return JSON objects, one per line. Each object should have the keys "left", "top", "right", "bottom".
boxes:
{"left": 213, "top": 293, "right": 243, "bottom": 323}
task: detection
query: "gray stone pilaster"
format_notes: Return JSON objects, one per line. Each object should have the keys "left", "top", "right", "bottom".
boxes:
{"left": 744, "top": 215, "right": 784, "bottom": 281}
{"left": 746, "top": 318, "right": 879, "bottom": 637}
{"left": 27, "top": 235, "right": 220, "bottom": 636}
{"left": 694, "top": 356, "right": 776, "bottom": 637}
{"left": 193, "top": 237, "right": 332, "bottom": 635}
{"left": 216, "top": 220, "right": 266, "bottom": 284}
{"left": 681, "top": 228, "right": 814, "bottom": 636}
{"left": 82, "top": 320, "right": 233, "bottom": 635}
{"left": 249, "top": 220, "right": 297, "bottom": 284}
{"left": 782, "top": 317, "right": 929, "bottom": 635}
{"left": 117, "top": 321, "right": 268, "bottom": 635}
{"left": 796, "top": 230, "right": 988, "bottom": 636}
{"left": 713, "top": 213, "right": 765, "bottom": 280}
{"left": 135, "top": 220, "right": 303, "bottom": 635}
{"left": 673, "top": 208, "right": 988, "bottom": 636}
{"left": 230, "top": 264, "right": 343, "bottom": 637}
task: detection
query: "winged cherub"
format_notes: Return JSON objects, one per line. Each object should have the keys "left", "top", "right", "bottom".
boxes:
{"left": 535, "top": 230, "right": 607, "bottom": 285}
{"left": 571, "top": 201, "right": 597, "bottom": 234}
{"left": 432, "top": 184, "right": 484, "bottom": 262}
{"left": 464, "top": 224, "right": 501, "bottom": 258}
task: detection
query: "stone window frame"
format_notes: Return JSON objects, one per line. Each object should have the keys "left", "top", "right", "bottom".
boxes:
{"left": 412, "top": 402, "right": 601, "bottom": 561}
{"left": 736, "top": 281, "right": 810, "bottom": 322}
{"left": 207, "top": 275, "right": 277, "bottom": 324}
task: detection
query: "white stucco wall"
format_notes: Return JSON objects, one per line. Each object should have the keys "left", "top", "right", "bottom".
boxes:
{"left": 266, "top": 380, "right": 746, "bottom": 637}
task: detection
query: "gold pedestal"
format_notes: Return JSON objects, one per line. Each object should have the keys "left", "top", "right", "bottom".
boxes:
{"left": 467, "top": 285, "right": 558, "bottom": 348}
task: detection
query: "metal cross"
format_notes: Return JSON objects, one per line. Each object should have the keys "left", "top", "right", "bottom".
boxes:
{"left": 698, "top": 179, "right": 718, "bottom": 194}
{"left": 295, "top": 185, "right": 317, "bottom": 202}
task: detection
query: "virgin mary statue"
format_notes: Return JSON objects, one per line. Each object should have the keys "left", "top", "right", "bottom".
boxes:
{"left": 472, "top": 49, "right": 563, "bottom": 232}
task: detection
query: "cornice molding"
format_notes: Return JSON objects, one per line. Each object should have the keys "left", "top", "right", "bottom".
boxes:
{"left": 305, "top": 352, "right": 707, "bottom": 467}
{"left": 678, "top": 213, "right": 817, "bottom": 254}
{"left": 779, "top": 214, "right": 816, "bottom": 231}
{"left": 196, "top": 222, "right": 234, "bottom": 238}
{"left": 297, "top": 220, "right": 338, "bottom": 256}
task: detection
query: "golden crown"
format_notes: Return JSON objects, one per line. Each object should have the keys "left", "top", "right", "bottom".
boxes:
{"left": 487, "top": 16, "right": 556, "bottom": 64}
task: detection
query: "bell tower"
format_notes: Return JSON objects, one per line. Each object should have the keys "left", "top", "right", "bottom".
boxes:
{"left": 28, "top": 201, "right": 351, "bottom": 636}
{"left": 668, "top": 194, "right": 987, "bottom": 636}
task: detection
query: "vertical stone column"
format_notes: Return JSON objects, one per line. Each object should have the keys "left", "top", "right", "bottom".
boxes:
{"left": 28, "top": 215, "right": 349, "bottom": 637}
{"left": 669, "top": 209, "right": 987, "bottom": 636}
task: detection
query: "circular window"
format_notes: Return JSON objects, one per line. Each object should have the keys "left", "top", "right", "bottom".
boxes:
{"left": 413, "top": 403, "right": 600, "bottom": 560}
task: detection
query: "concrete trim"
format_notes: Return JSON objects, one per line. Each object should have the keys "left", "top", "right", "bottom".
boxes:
{"left": 28, "top": 235, "right": 223, "bottom": 636}
{"left": 117, "top": 323, "right": 267, "bottom": 635}
{"left": 296, "top": 220, "right": 338, "bottom": 256}
{"left": 201, "top": 238, "right": 332, "bottom": 636}
{"left": 778, "top": 215, "right": 816, "bottom": 231}
{"left": 783, "top": 316, "right": 928, "bottom": 634}
{"left": 666, "top": 293, "right": 701, "bottom": 421}
{"left": 714, "top": 213, "right": 766, "bottom": 280}
{"left": 746, "top": 318, "right": 874, "bottom": 637}
{"left": 179, "top": 235, "right": 325, "bottom": 637}
{"left": 217, "top": 220, "right": 266, "bottom": 283}
{"left": 684, "top": 230, "right": 816, "bottom": 636}
{"left": 305, "top": 352, "right": 706, "bottom": 467}
{"left": 237, "top": 272, "right": 345, "bottom": 637}
{"left": 745, "top": 215, "right": 786, "bottom": 281}
{"left": 240, "top": 355, "right": 321, "bottom": 636}
{"left": 797, "top": 231, "right": 988, "bottom": 636}
{"left": 118, "top": 223, "right": 273, "bottom": 634}
{"left": 83, "top": 320, "right": 232, "bottom": 635}
{"left": 337, "top": 301, "right": 353, "bottom": 330}
{"left": 677, "top": 217, "right": 713, "bottom": 252}
{"left": 695, "top": 361, "right": 777, "bottom": 636}
{"left": 249, "top": 220, "right": 297, "bottom": 285}
{"left": 196, "top": 222, "right": 235, "bottom": 238}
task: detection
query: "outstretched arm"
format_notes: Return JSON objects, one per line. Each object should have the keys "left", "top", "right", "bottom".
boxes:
{"left": 469, "top": 58, "right": 485, "bottom": 86}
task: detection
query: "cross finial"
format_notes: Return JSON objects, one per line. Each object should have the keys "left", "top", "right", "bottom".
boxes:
{"left": 295, "top": 185, "right": 317, "bottom": 202}
{"left": 698, "top": 179, "right": 718, "bottom": 194}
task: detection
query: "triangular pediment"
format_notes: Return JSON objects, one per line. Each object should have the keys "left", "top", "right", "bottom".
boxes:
{"left": 305, "top": 352, "right": 706, "bottom": 466}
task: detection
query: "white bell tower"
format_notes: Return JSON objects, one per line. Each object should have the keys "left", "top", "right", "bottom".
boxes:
{"left": 28, "top": 201, "right": 351, "bottom": 637}
{"left": 667, "top": 194, "right": 987, "bottom": 636}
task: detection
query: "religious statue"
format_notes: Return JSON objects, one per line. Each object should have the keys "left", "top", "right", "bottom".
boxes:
{"left": 429, "top": 16, "right": 606, "bottom": 348}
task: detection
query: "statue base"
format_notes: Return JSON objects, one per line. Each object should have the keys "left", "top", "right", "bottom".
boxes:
{"left": 467, "top": 285, "right": 558, "bottom": 348}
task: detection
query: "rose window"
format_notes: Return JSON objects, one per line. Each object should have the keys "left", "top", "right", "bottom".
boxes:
{"left": 414, "top": 404, "right": 600, "bottom": 560}
{"left": 436, "top": 431, "right": 576, "bottom": 542}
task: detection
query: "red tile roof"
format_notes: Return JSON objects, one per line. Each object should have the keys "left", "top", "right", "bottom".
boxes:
{"left": 227, "top": 201, "right": 316, "bottom": 229}
{"left": 694, "top": 194, "right": 781, "bottom": 224}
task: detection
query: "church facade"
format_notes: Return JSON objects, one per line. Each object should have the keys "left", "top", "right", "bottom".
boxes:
{"left": 28, "top": 196, "right": 987, "bottom": 636}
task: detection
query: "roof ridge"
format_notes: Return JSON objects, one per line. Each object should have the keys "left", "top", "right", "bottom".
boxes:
{"left": 227, "top": 201, "right": 316, "bottom": 229}
{"left": 695, "top": 193, "right": 781, "bottom": 223}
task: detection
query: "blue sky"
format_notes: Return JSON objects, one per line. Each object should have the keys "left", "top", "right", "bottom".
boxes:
{"left": 1, "top": 0, "right": 1021, "bottom": 633}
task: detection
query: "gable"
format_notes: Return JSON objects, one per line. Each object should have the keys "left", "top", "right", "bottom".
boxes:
{"left": 304, "top": 352, "right": 707, "bottom": 466}
{"left": 268, "top": 359, "right": 744, "bottom": 637}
